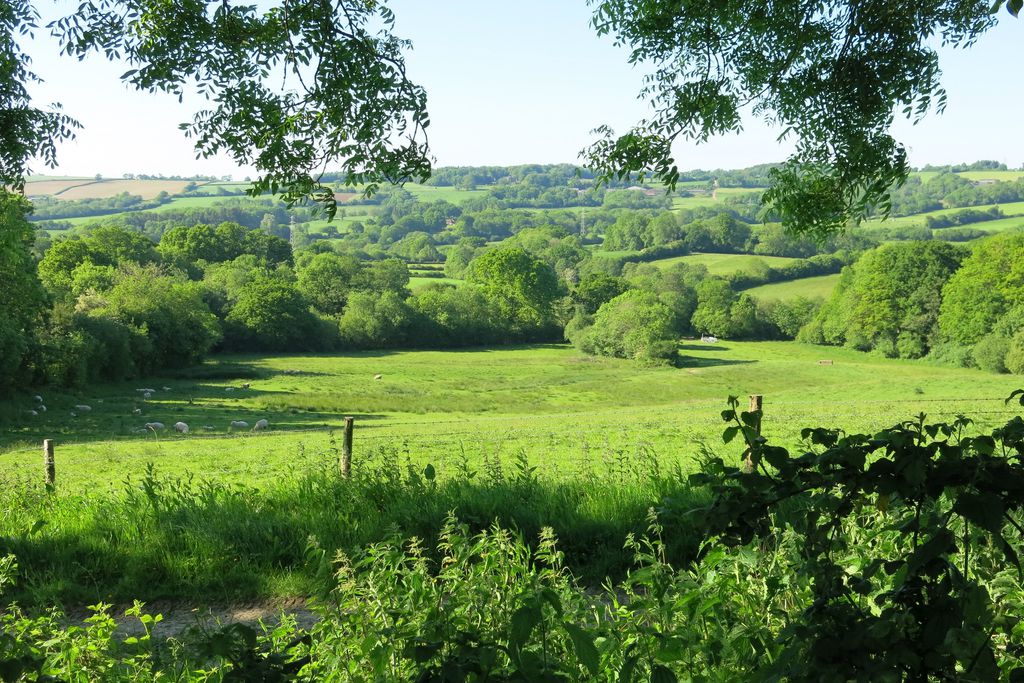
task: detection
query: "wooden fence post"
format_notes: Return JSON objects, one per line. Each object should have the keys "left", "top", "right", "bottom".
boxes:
{"left": 340, "top": 416, "right": 354, "bottom": 478}
{"left": 43, "top": 439, "right": 55, "bottom": 487}
{"left": 743, "top": 395, "right": 764, "bottom": 473}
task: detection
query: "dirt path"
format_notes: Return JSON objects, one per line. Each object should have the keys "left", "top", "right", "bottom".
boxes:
{"left": 67, "top": 598, "right": 320, "bottom": 638}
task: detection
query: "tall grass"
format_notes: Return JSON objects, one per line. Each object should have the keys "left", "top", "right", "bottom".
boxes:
{"left": 0, "top": 441, "right": 710, "bottom": 607}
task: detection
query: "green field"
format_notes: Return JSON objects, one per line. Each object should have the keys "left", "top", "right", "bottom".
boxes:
{"left": 651, "top": 252, "right": 798, "bottom": 275}
{"left": 866, "top": 201, "right": 1024, "bottom": 231}
{"left": 744, "top": 273, "right": 842, "bottom": 301}
{"left": 3, "top": 342, "right": 1020, "bottom": 493}
{"left": 409, "top": 275, "right": 462, "bottom": 290}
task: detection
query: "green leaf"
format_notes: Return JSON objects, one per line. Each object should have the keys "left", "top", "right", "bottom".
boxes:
{"left": 563, "top": 622, "right": 600, "bottom": 675}
{"left": 618, "top": 650, "right": 639, "bottom": 683}
{"left": 650, "top": 663, "right": 678, "bottom": 683}
{"left": 722, "top": 426, "right": 739, "bottom": 444}
{"left": 1009, "top": 0, "right": 1023, "bottom": 17}
{"left": 509, "top": 604, "right": 541, "bottom": 650}
{"left": 954, "top": 492, "right": 1004, "bottom": 534}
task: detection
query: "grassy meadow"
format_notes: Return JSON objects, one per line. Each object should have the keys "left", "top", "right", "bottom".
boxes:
{"left": 3, "top": 341, "right": 1021, "bottom": 492}
{"left": 3, "top": 340, "right": 1023, "bottom": 605}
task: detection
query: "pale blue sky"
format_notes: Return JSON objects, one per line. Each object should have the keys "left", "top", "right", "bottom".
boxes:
{"left": 23, "top": 1, "right": 1024, "bottom": 177}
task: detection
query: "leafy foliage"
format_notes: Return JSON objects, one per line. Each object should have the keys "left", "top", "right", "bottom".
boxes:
{"left": 46, "top": 0, "right": 430, "bottom": 216}
{"left": 692, "top": 396, "right": 1024, "bottom": 680}
{"left": 585, "top": 0, "right": 1016, "bottom": 235}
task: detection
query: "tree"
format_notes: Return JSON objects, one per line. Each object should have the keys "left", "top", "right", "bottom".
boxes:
{"left": 5, "top": 1, "right": 430, "bottom": 212}
{"left": 297, "top": 252, "right": 362, "bottom": 316}
{"left": 570, "top": 290, "right": 678, "bottom": 364}
{"left": 585, "top": 0, "right": 1020, "bottom": 235}
{"left": 806, "top": 241, "right": 965, "bottom": 357}
{"left": 467, "top": 248, "right": 562, "bottom": 339}
{"left": 225, "top": 278, "right": 327, "bottom": 351}
{"left": 0, "top": 192, "right": 47, "bottom": 389}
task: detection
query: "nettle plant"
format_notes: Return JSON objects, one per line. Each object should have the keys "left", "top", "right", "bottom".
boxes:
{"left": 692, "top": 392, "right": 1024, "bottom": 681}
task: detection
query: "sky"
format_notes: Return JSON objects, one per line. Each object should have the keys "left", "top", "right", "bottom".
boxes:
{"left": 22, "top": 1, "right": 1024, "bottom": 178}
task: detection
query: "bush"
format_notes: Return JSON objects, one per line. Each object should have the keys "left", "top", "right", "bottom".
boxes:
{"left": 572, "top": 290, "right": 678, "bottom": 364}
{"left": 972, "top": 333, "right": 1010, "bottom": 373}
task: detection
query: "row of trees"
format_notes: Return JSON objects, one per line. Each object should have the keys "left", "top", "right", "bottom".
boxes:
{"left": 800, "top": 234, "right": 1024, "bottom": 373}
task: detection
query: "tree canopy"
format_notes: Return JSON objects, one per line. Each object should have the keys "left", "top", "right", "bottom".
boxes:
{"left": 584, "top": 0, "right": 1019, "bottom": 235}
{"left": 4, "top": 0, "right": 431, "bottom": 212}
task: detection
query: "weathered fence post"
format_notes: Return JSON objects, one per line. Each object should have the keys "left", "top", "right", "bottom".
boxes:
{"left": 749, "top": 394, "right": 763, "bottom": 435}
{"left": 43, "top": 439, "right": 55, "bottom": 487}
{"left": 742, "top": 395, "right": 764, "bottom": 473}
{"left": 340, "top": 416, "right": 354, "bottom": 478}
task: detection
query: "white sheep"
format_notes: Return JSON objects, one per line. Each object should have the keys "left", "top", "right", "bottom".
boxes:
{"left": 33, "top": 395, "right": 42, "bottom": 402}
{"left": 225, "top": 387, "right": 235, "bottom": 393}
{"left": 132, "top": 407, "right": 142, "bottom": 415}
{"left": 38, "top": 405, "right": 46, "bottom": 412}
{"left": 24, "top": 409, "right": 38, "bottom": 417}
{"left": 252, "top": 419, "right": 269, "bottom": 431}
{"left": 174, "top": 421, "right": 189, "bottom": 434}
{"left": 144, "top": 422, "right": 165, "bottom": 432}
{"left": 241, "top": 382, "right": 251, "bottom": 390}
{"left": 70, "top": 412, "right": 77, "bottom": 417}
{"left": 75, "top": 404, "right": 92, "bottom": 412}
{"left": 142, "top": 391, "right": 153, "bottom": 400}
{"left": 229, "top": 420, "right": 249, "bottom": 430}
{"left": 162, "top": 386, "right": 172, "bottom": 391}
{"left": 374, "top": 373, "right": 383, "bottom": 380}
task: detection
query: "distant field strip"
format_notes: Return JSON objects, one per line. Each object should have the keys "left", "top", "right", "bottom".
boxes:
{"left": 651, "top": 252, "right": 798, "bottom": 274}
{"left": 744, "top": 273, "right": 842, "bottom": 301}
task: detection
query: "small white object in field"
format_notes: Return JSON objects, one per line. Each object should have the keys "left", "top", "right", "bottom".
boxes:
{"left": 142, "top": 391, "right": 153, "bottom": 400}
{"left": 33, "top": 395, "right": 42, "bottom": 402}
{"left": 74, "top": 404, "right": 92, "bottom": 412}
{"left": 25, "top": 409, "right": 38, "bottom": 416}
{"left": 241, "top": 382, "right": 251, "bottom": 389}
{"left": 70, "top": 411, "right": 77, "bottom": 417}
{"left": 225, "top": 387, "right": 235, "bottom": 393}
{"left": 230, "top": 420, "right": 249, "bottom": 429}
{"left": 145, "top": 422, "right": 165, "bottom": 431}
{"left": 201, "top": 425, "right": 215, "bottom": 431}
{"left": 252, "top": 419, "right": 269, "bottom": 431}
{"left": 38, "top": 405, "right": 46, "bottom": 412}
{"left": 162, "top": 386, "right": 171, "bottom": 391}
{"left": 374, "top": 373, "right": 383, "bottom": 380}
{"left": 132, "top": 408, "right": 142, "bottom": 415}
{"left": 174, "top": 421, "right": 189, "bottom": 434}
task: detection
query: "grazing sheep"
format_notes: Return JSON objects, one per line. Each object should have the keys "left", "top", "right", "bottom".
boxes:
{"left": 174, "top": 421, "right": 189, "bottom": 434}
{"left": 252, "top": 419, "right": 269, "bottom": 431}
{"left": 162, "top": 386, "right": 171, "bottom": 391}
{"left": 38, "top": 405, "right": 46, "bottom": 412}
{"left": 132, "top": 408, "right": 142, "bottom": 415}
{"left": 75, "top": 404, "right": 92, "bottom": 412}
{"left": 24, "top": 409, "right": 38, "bottom": 417}
{"left": 144, "top": 422, "right": 165, "bottom": 431}
{"left": 230, "top": 420, "right": 249, "bottom": 430}
{"left": 33, "top": 395, "right": 42, "bottom": 403}
{"left": 241, "top": 382, "right": 251, "bottom": 390}
{"left": 142, "top": 391, "right": 153, "bottom": 400}
{"left": 374, "top": 373, "right": 383, "bottom": 380}
{"left": 225, "top": 387, "right": 235, "bottom": 393}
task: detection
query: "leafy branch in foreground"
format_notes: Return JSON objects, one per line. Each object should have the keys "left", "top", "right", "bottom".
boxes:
{"left": 585, "top": 0, "right": 1019, "bottom": 236}
{"left": 694, "top": 394, "right": 1024, "bottom": 680}
{"left": 7, "top": 0, "right": 431, "bottom": 216}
